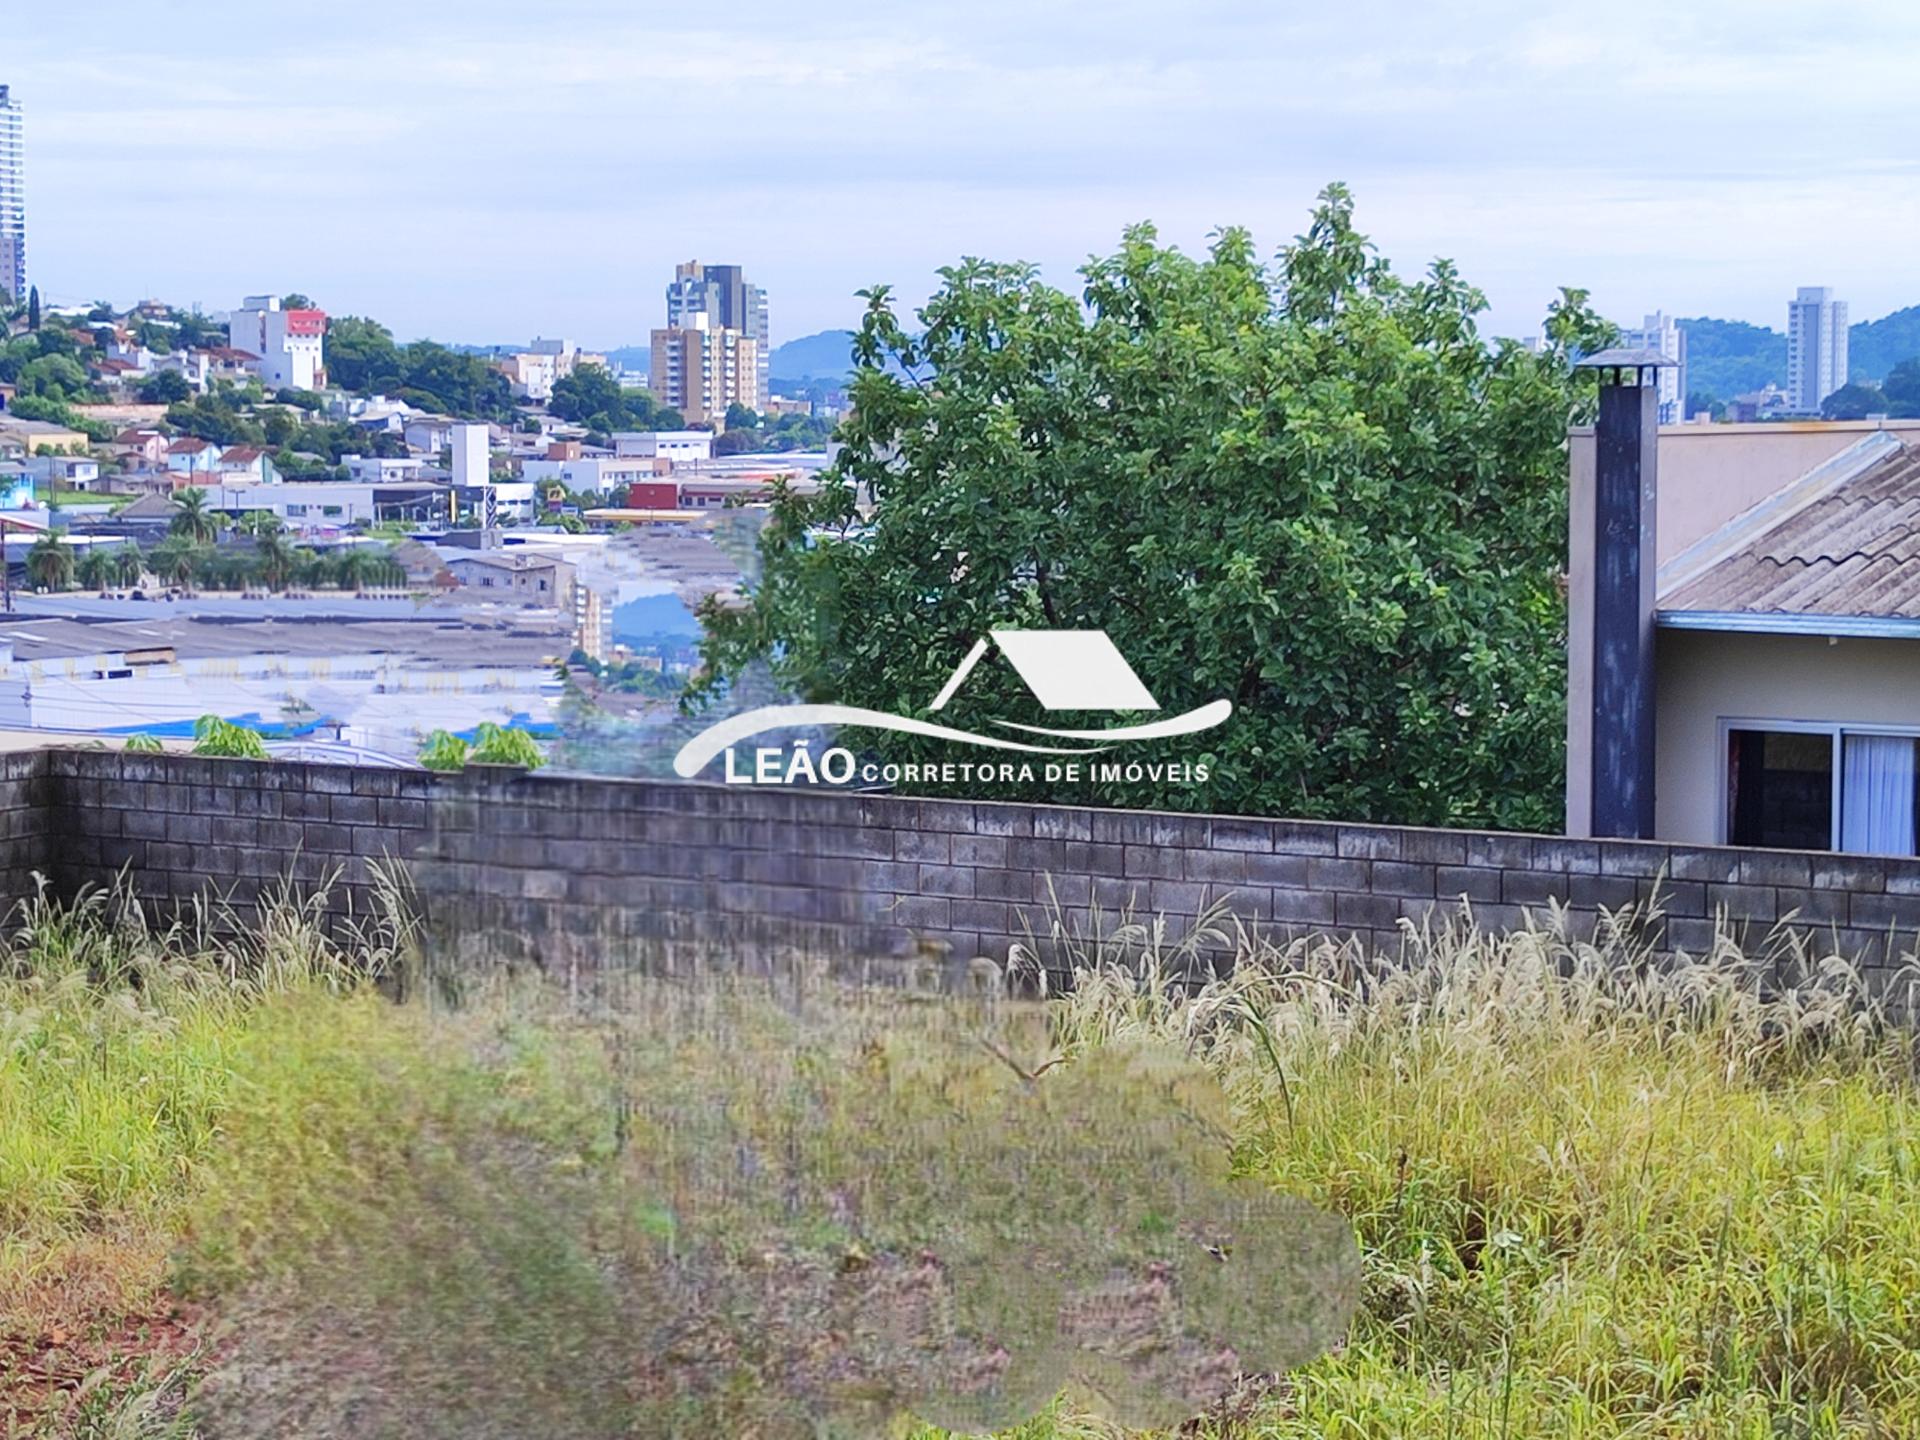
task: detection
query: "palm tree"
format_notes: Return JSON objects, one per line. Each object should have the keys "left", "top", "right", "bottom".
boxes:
{"left": 335, "top": 547, "right": 373, "bottom": 593}
{"left": 150, "top": 535, "right": 205, "bottom": 592}
{"left": 169, "top": 487, "right": 218, "bottom": 543}
{"left": 254, "top": 528, "right": 296, "bottom": 591}
{"left": 109, "top": 544, "right": 145, "bottom": 588}
{"left": 25, "top": 534, "right": 73, "bottom": 591}
{"left": 238, "top": 509, "right": 281, "bottom": 540}
{"left": 76, "top": 546, "right": 113, "bottom": 592}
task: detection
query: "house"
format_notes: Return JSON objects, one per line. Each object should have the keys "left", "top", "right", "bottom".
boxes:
{"left": 519, "top": 455, "right": 656, "bottom": 496}
{"left": 165, "top": 437, "right": 220, "bottom": 474}
{"left": 444, "top": 550, "right": 575, "bottom": 608}
{"left": 0, "top": 417, "right": 90, "bottom": 457}
{"left": 216, "top": 446, "right": 281, "bottom": 485}
{"left": 113, "top": 428, "right": 170, "bottom": 467}
{"left": 344, "top": 454, "right": 425, "bottom": 485}
{"left": 26, "top": 453, "right": 102, "bottom": 491}
{"left": 403, "top": 416, "right": 457, "bottom": 455}
{"left": 1566, "top": 352, "right": 1920, "bottom": 857}
{"left": 114, "top": 492, "right": 186, "bottom": 527}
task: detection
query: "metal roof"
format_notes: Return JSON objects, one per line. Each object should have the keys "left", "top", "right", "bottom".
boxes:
{"left": 1576, "top": 347, "right": 1680, "bottom": 370}
{"left": 1659, "top": 440, "right": 1920, "bottom": 625}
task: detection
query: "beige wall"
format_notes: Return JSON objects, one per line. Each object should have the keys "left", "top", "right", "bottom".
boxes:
{"left": 1655, "top": 628, "right": 1920, "bottom": 845}
{"left": 1566, "top": 418, "right": 1920, "bottom": 835}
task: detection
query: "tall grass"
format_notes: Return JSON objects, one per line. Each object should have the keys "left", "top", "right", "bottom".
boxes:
{"left": 5, "top": 873, "right": 1920, "bottom": 1437}
{"left": 1026, "top": 900, "right": 1920, "bottom": 1437}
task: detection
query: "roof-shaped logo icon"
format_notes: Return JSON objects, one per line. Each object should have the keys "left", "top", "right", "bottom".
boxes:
{"left": 930, "top": 630, "right": 1160, "bottom": 713}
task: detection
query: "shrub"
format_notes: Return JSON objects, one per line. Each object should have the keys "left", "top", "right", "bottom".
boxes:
{"left": 191, "top": 715, "right": 268, "bottom": 759}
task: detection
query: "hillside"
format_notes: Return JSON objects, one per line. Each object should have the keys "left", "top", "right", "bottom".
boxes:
{"left": 1850, "top": 305, "right": 1920, "bottom": 382}
{"left": 1677, "top": 317, "right": 1788, "bottom": 401}
{"left": 1678, "top": 305, "right": 1920, "bottom": 403}
{"left": 768, "top": 329, "right": 856, "bottom": 384}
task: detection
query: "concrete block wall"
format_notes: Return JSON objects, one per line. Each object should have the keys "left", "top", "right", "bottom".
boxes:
{"left": 9, "top": 748, "right": 1920, "bottom": 996}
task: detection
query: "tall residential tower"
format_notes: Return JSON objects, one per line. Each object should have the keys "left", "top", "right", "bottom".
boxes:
{"left": 1787, "top": 287, "right": 1849, "bottom": 413}
{"left": 0, "top": 86, "right": 24, "bottom": 305}
{"left": 664, "top": 261, "right": 769, "bottom": 409}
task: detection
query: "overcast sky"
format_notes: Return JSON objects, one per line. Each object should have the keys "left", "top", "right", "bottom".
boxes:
{"left": 10, "top": 1, "right": 1918, "bottom": 350}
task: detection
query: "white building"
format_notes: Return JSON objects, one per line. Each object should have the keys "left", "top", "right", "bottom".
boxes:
{"left": 450, "top": 422, "right": 490, "bottom": 488}
{"left": 1613, "top": 311, "right": 1688, "bottom": 424}
{"left": 0, "top": 85, "right": 23, "bottom": 304}
{"left": 1787, "top": 287, "right": 1849, "bottom": 413}
{"left": 228, "top": 294, "right": 327, "bottom": 392}
{"left": 205, "top": 481, "right": 448, "bottom": 530}
{"left": 611, "top": 430, "right": 712, "bottom": 464}
{"left": 343, "top": 454, "right": 426, "bottom": 485}
{"left": 519, "top": 455, "right": 657, "bottom": 495}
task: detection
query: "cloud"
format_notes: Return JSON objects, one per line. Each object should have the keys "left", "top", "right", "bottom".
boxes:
{"left": 9, "top": 0, "right": 1919, "bottom": 342}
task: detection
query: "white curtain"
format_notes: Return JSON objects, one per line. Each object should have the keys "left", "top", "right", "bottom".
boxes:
{"left": 1842, "top": 734, "right": 1917, "bottom": 855}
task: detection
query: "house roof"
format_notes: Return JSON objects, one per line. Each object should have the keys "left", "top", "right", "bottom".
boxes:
{"left": 117, "top": 493, "right": 181, "bottom": 521}
{"left": 220, "top": 446, "right": 266, "bottom": 464}
{"left": 1659, "top": 436, "right": 1920, "bottom": 631}
{"left": 167, "top": 437, "right": 212, "bottom": 454}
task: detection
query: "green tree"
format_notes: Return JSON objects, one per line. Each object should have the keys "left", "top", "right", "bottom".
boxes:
{"left": 26, "top": 285, "right": 39, "bottom": 331}
{"left": 724, "top": 402, "right": 760, "bottom": 432}
{"left": 25, "top": 533, "right": 73, "bottom": 591}
{"left": 76, "top": 546, "right": 113, "bottom": 591}
{"left": 109, "top": 543, "right": 145, "bottom": 587}
{"left": 169, "top": 487, "right": 219, "bottom": 543}
{"left": 1821, "top": 382, "right": 1887, "bottom": 421}
{"left": 693, "top": 186, "right": 1610, "bottom": 829}
{"left": 1883, "top": 358, "right": 1920, "bottom": 418}
{"left": 324, "top": 316, "right": 401, "bottom": 393}
{"left": 137, "top": 369, "right": 192, "bottom": 405}
{"left": 280, "top": 293, "right": 314, "bottom": 311}
{"left": 253, "top": 527, "right": 297, "bottom": 590}
{"left": 150, "top": 535, "right": 203, "bottom": 589}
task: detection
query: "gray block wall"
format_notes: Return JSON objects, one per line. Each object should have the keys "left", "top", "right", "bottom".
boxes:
{"left": 6, "top": 747, "right": 1920, "bottom": 996}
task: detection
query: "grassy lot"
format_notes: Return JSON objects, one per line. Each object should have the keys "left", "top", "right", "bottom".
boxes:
{"left": 1, "top": 877, "right": 1917, "bottom": 1437}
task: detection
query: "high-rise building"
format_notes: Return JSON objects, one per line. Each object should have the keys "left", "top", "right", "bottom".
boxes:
{"left": 1614, "top": 311, "right": 1687, "bottom": 424}
{"left": 664, "top": 261, "right": 769, "bottom": 408}
{"left": 228, "top": 294, "right": 327, "bottom": 391}
{"left": 1787, "top": 287, "right": 1849, "bottom": 413}
{"left": 649, "top": 313, "right": 760, "bottom": 425}
{"left": 0, "top": 85, "right": 25, "bottom": 305}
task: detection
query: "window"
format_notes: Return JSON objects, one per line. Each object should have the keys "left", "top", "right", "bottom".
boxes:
{"left": 1726, "top": 723, "right": 1920, "bottom": 855}
{"left": 1728, "top": 729, "right": 1832, "bottom": 849}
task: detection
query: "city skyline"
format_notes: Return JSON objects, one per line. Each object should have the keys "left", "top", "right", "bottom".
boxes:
{"left": 7, "top": 2, "right": 1920, "bottom": 349}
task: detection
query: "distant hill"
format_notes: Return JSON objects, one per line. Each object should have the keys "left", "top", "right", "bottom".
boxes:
{"left": 1677, "top": 317, "right": 1788, "bottom": 401}
{"left": 604, "top": 345, "right": 650, "bottom": 374}
{"left": 1849, "top": 306, "right": 1920, "bottom": 383}
{"left": 1677, "top": 307, "right": 1920, "bottom": 403}
{"left": 769, "top": 330, "right": 856, "bottom": 384}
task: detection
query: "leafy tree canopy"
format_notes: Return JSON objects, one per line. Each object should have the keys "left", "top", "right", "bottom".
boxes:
{"left": 1882, "top": 357, "right": 1920, "bottom": 418}
{"left": 1820, "top": 381, "right": 1887, "bottom": 421}
{"left": 693, "top": 185, "right": 1611, "bottom": 829}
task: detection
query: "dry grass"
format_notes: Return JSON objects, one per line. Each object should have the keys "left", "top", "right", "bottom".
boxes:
{"left": 3, "top": 873, "right": 1919, "bottom": 1437}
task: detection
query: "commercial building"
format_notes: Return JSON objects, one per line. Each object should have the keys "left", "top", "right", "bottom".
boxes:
{"left": 0, "top": 84, "right": 23, "bottom": 305}
{"left": 1612, "top": 312, "right": 1687, "bottom": 424}
{"left": 649, "top": 314, "right": 760, "bottom": 426}
{"left": 228, "top": 294, "right": 327, "bottom": 392}
{"left": 665, "top": 261, "right": 769, "bottom": 408}
{"left": 1787, "top": 287, "right": 1849, "bottom": 413}
{"left": 611, "top": 430, "right": 712, "bottom": 465}
{"left": 203, "top": 481, "right": 449, "bottom": 530}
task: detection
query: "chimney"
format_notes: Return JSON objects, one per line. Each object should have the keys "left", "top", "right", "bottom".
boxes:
{"left": 1576, "top": 348, "right": 1675, "bottom": 839}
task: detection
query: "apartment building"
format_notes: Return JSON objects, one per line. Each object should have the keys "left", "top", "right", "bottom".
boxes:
{"left": 1613, "top": 311, "right": 1688, "bottom": 424}
{"left": 0, "top": 85, "right": 24, "bottom": 304}
{"left": 649, "top": 314, "right": 760, "bottom": 425}
{"left": 665, "top": 261, "right": 769, "bottom": 408}
{"left": 228, "top": 294, "right": 327, "bottom": 391}
{"left": 1787, "top": 287, "right": 1849, "bottom": 413}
